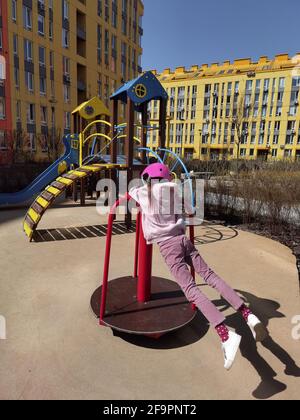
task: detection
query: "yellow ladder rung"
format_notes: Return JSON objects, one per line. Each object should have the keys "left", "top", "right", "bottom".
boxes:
{"left": 81, "top": 166, "right": 101, "bottom": 172}
{"left": 28, "top": 208, "right": 41, "bottom": 224}
{"left": 57, "top": 177, "right": 73, "bottom": 186}
{"left": 36, "top": 197, "right": 50, "bottom": 209}
{"left": 23, "top": 221, "right": 33, "bottom": 239}
{"left": 73, "top": 171, "right": 88, "bottom": 178}
{"left": 46, "top": 186, "right": 61, "bottom": 196}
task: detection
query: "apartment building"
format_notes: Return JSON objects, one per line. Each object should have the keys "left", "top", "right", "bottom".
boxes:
{"left": 0, "top": 0, "right": 144, "bottom": 164}
{"left": 148, "top": 54, "right": 300, "bottom": 161}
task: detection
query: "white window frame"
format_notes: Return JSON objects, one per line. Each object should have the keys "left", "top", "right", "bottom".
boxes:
{"left": 24, "top": 39, "right": 33, "bottom": 61}
{"left": 38, "top": 14, "right": 45, "bottom": 36}
{"left": 12, "top": 0, "right": 17, "bottom": 22}
{"left": 62, "top": 29, "right": 69, "bottom": 48}
{"left": 26, "top": 71, "right": 34, "bottom": 92}
{"left": 23, "top": 6, "right": 32, "bottom": 30}
{"left": 39, "top": 76, "right": 46, "bottom": 95}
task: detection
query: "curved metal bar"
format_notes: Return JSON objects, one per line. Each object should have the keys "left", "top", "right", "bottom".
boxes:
{"left": 137, "top": 147, "right": 164, "bottom": 164}
{"left": 117, "top": 134, "right": 141, "bottom": 144}
{"left": 158, "top": 148, "right": 195, "bottom": 211}
{"left": 83, "top": 132, "right": 111, "bottom": 146}
{"left": 82, "top": 120, "right": 112, "bottom": 136}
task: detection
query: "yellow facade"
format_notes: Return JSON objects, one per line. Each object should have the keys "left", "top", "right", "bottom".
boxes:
{"left": 7, "top": 0, "right": 143, "bottom": 162}
{"left": 148, "top": 54, "right": 300, "bottom": 161}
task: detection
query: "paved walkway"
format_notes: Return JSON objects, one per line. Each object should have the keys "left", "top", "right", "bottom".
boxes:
{"left": 0, "top": 202, "right": 299, "bottom": 400}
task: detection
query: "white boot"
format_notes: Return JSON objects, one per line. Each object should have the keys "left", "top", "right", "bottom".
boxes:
{"left": 247, "top": 314, "right": 269, "bottom": 342}
{"left": 222, "top": 331, "right": 241, "bottom": 370}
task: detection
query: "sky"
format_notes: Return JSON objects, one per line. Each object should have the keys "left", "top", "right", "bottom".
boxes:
{"left": 142, "top": 0, "right": 300, "bottom": 72}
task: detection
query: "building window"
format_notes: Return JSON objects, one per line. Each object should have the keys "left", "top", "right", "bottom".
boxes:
{"left": 121, "top": 42, "right": 126, "bottom": 79}
{"left": 104, "top": 30, "right": 109, "bottom": 67}
{"left": 111, "top": 0, "right": 118, "bottom": 28}
{"left": 12, "top": 0, "right": 17, "bottom": 22}
{"left": 122, "top": 0, "right": 127, "bottom": 35}
{"left": 27, "top": 103, "right": 35, "bottom": 123}
{"left": 284, "top": 149, "right": 292, "bottom": 158}
{"left": 40, "top": 134, "right": 48, "bottom": 153}
{"left": 38, "top": 14, "right": 45, "bottom": 35}
{"left": 23, "top": 6, "right": 32, "bottom": 30}
{"left": 1, "top": 29, "right": 4, "bottom": 48}
{"left": 240, "top": 148, "right": 246, "bottom": 157}
{"left": 63, "top": 84, "right": 70, "bottom": 103}
{"left": 279, "top": 77, "right": 285, "bottom": 89}
{"left": 62, "top": 29, "right": 69, "bottom": 48}
{"left": 0, "top": 130, "right": 7, "bottom": 150}
{"left": 40, "top": 77, "right": 46, "bottom": 95}
{"left": 29, "top": 133, "right": 36, "bottom": 151}
{"left": 271, "top": 149, "right": 277, "bottom": 158}
{"left": 16, "top": 101, "right": 21, "bottom": 121}
{"left": 64, "top": 111, "right": 70, "bottom": 129}
{"left": 40, "top": 106, "right": 47, "bottom": 124}
{"left": 13, "top": 34, "right": 18, "bottom": 55}
{"left": 25, "top": 72, "right": 34, "bottom": 92}
{"left": 63, "top": 56, "right": 70, "bottom": 74}
{"left": 50, "top": 51, "right": 54, "bottom": 69}
{"left": 97, "top": 0, "right": 102, "bottom": 17}
{"left": 63, "top": 0, "right": 69, "bottom": 20}
{"left": 14, "top": 67, "right": 19, "bottom": 88}
{"left": 105, "top": 0, "right": 109, "bottom": 22}
{"left": 24, "top": 39, "right": 33, "bottom": 61}
{"left": 0, "top": 98, "right": 5, "bottom": 120}
{"left": 39, "top": 46, "right": 46, "bottom": 66}
{"left": 111, "top": 34, "right": 117, "bottom": 73}
{"left": 97, "top": 25, "right": 102, "bottom": 65}
{"left": 246, "top": 80, "right": 253, "bottom": 91}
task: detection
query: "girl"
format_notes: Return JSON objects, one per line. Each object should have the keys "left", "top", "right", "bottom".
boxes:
{"left": 129, "top": 163, "right": 268, "bottom": 370}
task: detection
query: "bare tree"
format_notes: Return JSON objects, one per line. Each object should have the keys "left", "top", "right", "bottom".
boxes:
{"left": 228, "top": 92, "right": 254, "bottom": 170}
{"left": 43, "top": 128, "right": 64, "bottom": 161}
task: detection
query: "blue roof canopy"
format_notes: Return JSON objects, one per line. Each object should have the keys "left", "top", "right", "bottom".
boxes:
{"left": 110, "top": 71, "right": 168, "bottom": 110}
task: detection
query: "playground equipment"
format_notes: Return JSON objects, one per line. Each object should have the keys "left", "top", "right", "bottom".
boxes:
{"left": 76, "top": 73, "right": 197, "bottom": 337}
{"left": 22, "top": 71, "right": 171, "bottom": 240}
{"left": 0, "top": 135, "right": 79, "bottom": 206}
{"left": 91, "top": 190, "right": 197, "bottom": 338}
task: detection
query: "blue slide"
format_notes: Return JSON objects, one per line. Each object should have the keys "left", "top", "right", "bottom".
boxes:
{"left": 0, "top": 135, "right": 79, "bottom": 206}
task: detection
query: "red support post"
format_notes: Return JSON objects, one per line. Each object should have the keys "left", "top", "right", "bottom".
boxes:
{"left": 99, "top": 212, "right": 115, "bottom": 323}
{"left": 99, "top": 194, "right": 131, "bottom": 323}
{"left": 137, "top": 219, "right": 152, "bottom": 303}
{"left": 134, "top": 210, "right": 141, "bottom": 278}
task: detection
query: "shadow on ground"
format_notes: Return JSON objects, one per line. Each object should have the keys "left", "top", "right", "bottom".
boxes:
{"left": 33, "top": 222, "right": 239, "bottom": 244}
{"left": 113, "top": 288, "right": 300, "bottom": 400}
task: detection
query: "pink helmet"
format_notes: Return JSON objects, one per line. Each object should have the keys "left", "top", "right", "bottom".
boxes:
{"left": 142, "top": 163, "right": 172, "bottom": 182}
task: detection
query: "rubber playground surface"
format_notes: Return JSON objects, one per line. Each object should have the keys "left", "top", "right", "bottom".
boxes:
{"left": 0, "top": 201, "right": 299, "bottom": 400}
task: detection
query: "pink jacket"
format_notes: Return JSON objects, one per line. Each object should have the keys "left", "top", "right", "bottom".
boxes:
{"left": 129, "top": 182, "right": 186, "bottom": 245}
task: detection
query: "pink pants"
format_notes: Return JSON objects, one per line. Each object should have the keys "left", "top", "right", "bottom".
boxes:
{"left": 158, "top": 235, "right": 244, "bottom": 327}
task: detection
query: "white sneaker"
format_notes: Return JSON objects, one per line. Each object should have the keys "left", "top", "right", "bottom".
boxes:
{"left": 247, "top": 314, "right": 268, "bottom": 342}
{"left": 222, "top": 331, "right": 241, "bottom": 370}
